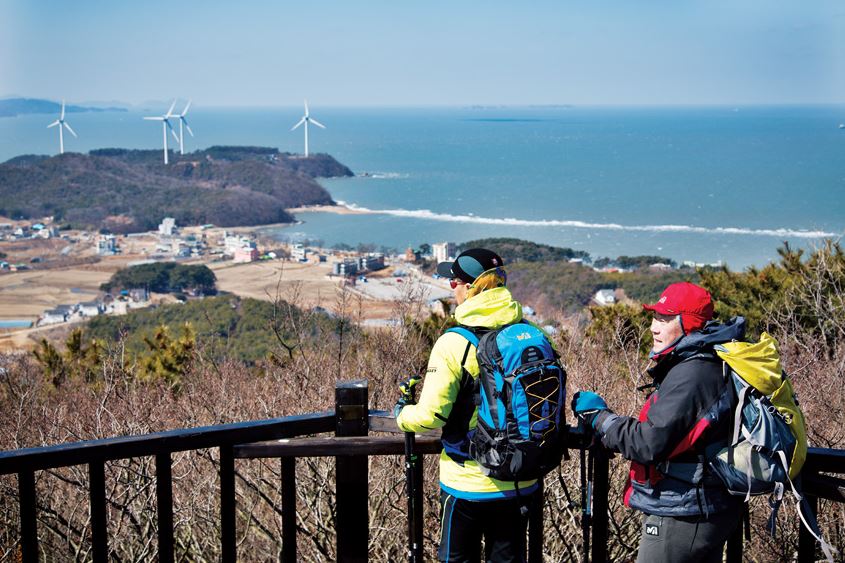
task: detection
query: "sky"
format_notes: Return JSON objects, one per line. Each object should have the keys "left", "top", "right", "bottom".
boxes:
{"left": 1, "top": 1, "right": 844, "bottom": 107}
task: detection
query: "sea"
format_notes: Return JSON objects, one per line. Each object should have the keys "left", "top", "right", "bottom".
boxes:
{"left": 1, "top": 105, "right": 843, "bottom": 269}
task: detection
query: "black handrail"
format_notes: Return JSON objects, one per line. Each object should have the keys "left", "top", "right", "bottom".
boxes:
{"left": 2, "top": 381, "right": 843, "bottom": 562}
{"left": 0, "top": 411, "right": 336, "bottom": 474}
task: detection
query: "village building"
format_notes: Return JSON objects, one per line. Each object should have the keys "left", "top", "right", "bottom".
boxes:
{"left": 332, "top": 260, "right": 359, "bottom": 277}
{"left": 291, "top": 244, "right": 308, "bottom": 262}
{"left": 39, "top": 309, "right": 68, "bottom": 326}
{"left": 222, "top": 233, "right": 255, "bottom": 256}
{"left": 97, "top": 234, "right": 119, "bottom": 256}
{"left": 38, "top": 304, "right": 74, "bottom": 326}
{"left": 358, "top": 253, "right": 386, "bottom": 272}
{"left": 77, "top": 301, "right": 103, "bottom": 317}
{"left": 128, "top": 288, "right": 150, "bottom": 302}
{"left": 594, "top": 289, "right": 617, "bottom": 306}
{"left": 158, "top": 217, "right": 177, "bottom": 237}
{"left": 233, "top": 246, "right": 259, "bottom": 263}
{"left": 432, "top": 242, "right": 456, "bottom": 264}
{"left": 404, "top": 247, "right": 420, "bottom": 263}
{"left": 34, "top": 227, "right": 56, "bottom": 239}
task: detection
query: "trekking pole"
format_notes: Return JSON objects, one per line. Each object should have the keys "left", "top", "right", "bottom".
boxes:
{"left": 400, "top": 377, "right": 424, "bottom": 562}
{"left": 580, "top": 444, "right": 591, "bottom": 563}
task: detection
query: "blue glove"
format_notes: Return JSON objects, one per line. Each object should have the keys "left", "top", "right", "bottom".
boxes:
{"left": 394, "top": 376, "right": 421, "bottom": 419}
{"left": 571, "top": 391, "right": 609, "bottom": 429}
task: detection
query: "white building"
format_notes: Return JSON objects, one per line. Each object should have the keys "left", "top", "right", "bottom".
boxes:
{"left": 77, "top": 301, "right": 103, "bottom": 317}
{"left": 649, "top": 263, "right": 674, "bottom": 271}
{"left": 291, "top": 244, "right": 308, "bottom": 262}
{"left": 39, "top": 309, "right": 68, "bottom": 326}
{"left": 158, "top": 217, "right": 177, "bottom": 237}
{"left": 432, "top": 242, "right": 456, "bottom": 264}
{"left": 223, "top": 233, "right": 255, "bottom": 256}
{"left": 97, "top": 234, "right": 118, "bottom": 256}
{"left": 594, "top": 289, "right": 617, "bottom": 306}
{"left": 38, "top": 304, "right": 73, "bottom": 326}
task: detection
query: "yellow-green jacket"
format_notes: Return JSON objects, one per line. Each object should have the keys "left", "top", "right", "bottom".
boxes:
{"left": 396, "top": 287, "right": 539, "bottom": 499}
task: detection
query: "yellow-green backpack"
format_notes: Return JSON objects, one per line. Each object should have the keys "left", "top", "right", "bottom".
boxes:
{"left": 711, "top": 333, "right": 834, "bottom": 561}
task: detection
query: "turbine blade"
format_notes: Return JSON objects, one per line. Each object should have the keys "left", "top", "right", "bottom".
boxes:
{"left": 47, "top": 120, "right": 60, "bottom": 128}
{"left": 184, "top": 120, "right": 194, "bottom": 137}
{"left": 63, "top": 122, "right": 78, "bottom": 137}
{"left": 144, "top": 116, "right": 164, "bottom": 120}
{"left": 166, "top": 120, "right": 179, "bottom": 142}
{"left": 181, "top": 100, "right": 192, "bottom": 116}
{"left": 60, "top": 100, "right": 66, "bottom": 120}
{"left": 310, "top": 118, "right": 326, "bottom": 129}
{"left": 291, "top": 118, "right": 306, "bottom": 131}
{"left": 304, "top": 99, "right": 309, "bottom": 116}
{"left": 166, "top": 99, "right": 177, "bottom": 118}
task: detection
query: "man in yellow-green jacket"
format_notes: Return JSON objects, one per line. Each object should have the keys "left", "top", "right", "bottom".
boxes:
{"left": 395, "top": 248, "right": 535, "bottom": 563}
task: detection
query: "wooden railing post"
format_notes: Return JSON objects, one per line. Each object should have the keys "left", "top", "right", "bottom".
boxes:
{"left": 281, "top": 458, "right": 297, "bottom": 563}
{"left": 590, "top": 447, "right": 610, "bottom": 563}
{"left": 156, "top": 453, "right": 174, "bottom": 563}
{"left": 335, "top": 380, "right": 369, "bottom": 562}
{"left": 18, "top": 470, "right": 37, "bottom": 563}
{"left": 220, "top": 445, "right": 236, "bottom": 562}
{"left": 89, "top": 459, "right": 108, "bottom": 562}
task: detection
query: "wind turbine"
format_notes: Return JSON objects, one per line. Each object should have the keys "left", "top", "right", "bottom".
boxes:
{"left": 47, "top": 100, "right": 77, "bottom": 155}
{"left": 143, "top": 100, "right": 179, "bottom": 164}
{"left": 175, "top": 100, "right": 194, "bottom": 155}
{"left": 291, "top": 100, "right": 325, "bottom": 157}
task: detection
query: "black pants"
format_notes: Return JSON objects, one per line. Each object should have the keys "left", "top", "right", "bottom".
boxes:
{"left": 635, "top": 509, "right": 742, "bottom": 563}
{"left": 438, "top": 490, "right": 530, "bottom": 563}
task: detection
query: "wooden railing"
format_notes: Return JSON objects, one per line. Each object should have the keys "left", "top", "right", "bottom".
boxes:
{"left": 0, "top": 379, "right": 842, "bottom": 562}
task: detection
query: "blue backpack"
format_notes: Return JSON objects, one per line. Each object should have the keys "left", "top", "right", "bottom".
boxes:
{"left": 448, "top": 322, "right": 567, "bottom": 481}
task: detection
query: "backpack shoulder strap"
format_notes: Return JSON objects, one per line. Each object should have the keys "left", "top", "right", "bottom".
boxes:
{"left": 445, "top": 327, "right": 481, "bottom": 391}
{"left": 446, "top": 326, "right": 479, "bottom": 348}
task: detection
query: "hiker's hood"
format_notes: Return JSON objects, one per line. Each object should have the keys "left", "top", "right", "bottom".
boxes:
{"left": 454, "top": 286, "right": 522, "bottom": 328}
{"left": 673, "top": 316, "right": 747, "bottom": 360}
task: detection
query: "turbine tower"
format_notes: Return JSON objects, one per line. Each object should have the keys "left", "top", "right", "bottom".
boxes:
{"left": 47, "top": 100, "right": 77, "bottom": 155}
{"left": 291, "top": 100, "right": 325, "bottom": 157}
{"left": 175, "top": 100, "right": 194, "bottom": 155}
{"left": 143, "top": 100, "right": 179, "bottom": 164}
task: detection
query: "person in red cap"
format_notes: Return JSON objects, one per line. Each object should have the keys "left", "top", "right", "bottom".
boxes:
{"left": 572, "top": 282, "right": 747, "bottom": 563}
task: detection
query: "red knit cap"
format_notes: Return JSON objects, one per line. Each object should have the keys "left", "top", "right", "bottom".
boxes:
{"left": 643, "top": 282, "right": 714, "bottom": 334}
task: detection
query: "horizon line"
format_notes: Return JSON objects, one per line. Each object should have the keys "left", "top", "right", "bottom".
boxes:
{"left": 3, "top": 97, "right": 845, "bottom": 110}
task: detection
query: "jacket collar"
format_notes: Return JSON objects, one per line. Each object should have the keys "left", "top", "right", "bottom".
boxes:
{"left": 454, "top": 286, "right": 522, "bottom": 329}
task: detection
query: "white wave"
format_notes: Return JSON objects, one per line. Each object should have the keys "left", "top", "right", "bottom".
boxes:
{"left": 335, "top": 202, "right": 839, "bottom": 239}
{"left": 358, "top": 171, "right": 409, "bottom": 179}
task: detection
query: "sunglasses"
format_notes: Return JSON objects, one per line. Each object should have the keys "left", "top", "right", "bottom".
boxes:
{"left": 449, "top": 278, "right": 464, "bottom": 289}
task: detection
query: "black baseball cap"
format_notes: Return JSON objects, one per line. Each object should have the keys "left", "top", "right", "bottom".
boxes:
{"left": 437, "top": 248, "right": 505, "bottom": 284}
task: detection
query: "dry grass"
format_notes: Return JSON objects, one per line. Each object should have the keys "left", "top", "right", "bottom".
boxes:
{"left": 0, "top": 280, "right": 842, "bottom": 562}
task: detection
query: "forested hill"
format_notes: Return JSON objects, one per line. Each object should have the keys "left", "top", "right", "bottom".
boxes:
{"left": 0, "top": 147, "right": 351, "bottom": 233}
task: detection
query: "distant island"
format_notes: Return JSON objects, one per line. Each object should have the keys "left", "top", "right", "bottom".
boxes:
{"left": 0, "top": 98, "right": 129, "bottom": 118}
{"left": 0, "top": 146, "right": 352, "bottom": 232}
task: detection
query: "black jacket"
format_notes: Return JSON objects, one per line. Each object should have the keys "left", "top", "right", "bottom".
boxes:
{"left": 594, "top": 318, "right": 746, "bottom": 517}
